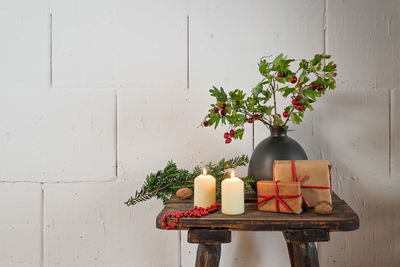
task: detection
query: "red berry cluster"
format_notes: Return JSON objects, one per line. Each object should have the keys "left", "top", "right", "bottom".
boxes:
{"left": 309, "top": 82, "right": 324, "bottom": 91}
{"left": 224, "top": 129, "right": 235, "bottom": 144}
{"left": 291, "top": 96, "right": 303, "bottom": 111}
{"left": 213, "top": 103, "right": 227, "bottom": 116}
{"left": 247, "top": 114, "right": 260, "bottom": 124}
{"left": 161, "top": 204, "right": 221, "bottom": 230}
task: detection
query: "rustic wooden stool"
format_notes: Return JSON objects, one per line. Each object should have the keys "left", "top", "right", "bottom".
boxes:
{"left": 156, "top": 191, "right": 359, "bottom": 267}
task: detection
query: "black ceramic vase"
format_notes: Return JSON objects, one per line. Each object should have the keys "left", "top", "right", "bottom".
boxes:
{"left": 248, "top": 126, "right": 308, "bottom": 192}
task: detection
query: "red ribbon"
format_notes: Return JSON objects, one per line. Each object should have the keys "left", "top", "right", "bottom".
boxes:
{"left": 290, "top": 160, "right": 331, "bottom": 207}
{"left": 255, "top": 180, "right": 302, "bottom": 213}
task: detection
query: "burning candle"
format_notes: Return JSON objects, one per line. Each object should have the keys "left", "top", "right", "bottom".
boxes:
{"left": 221, "top": 171, "right": 244, "bottom": 215}
{"left": 194, "top": 168, "right": 216, "bottom": 208}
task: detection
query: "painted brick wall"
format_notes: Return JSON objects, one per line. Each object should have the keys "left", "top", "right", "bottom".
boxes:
{"left": 0, "top": 0, "right": 399, "bottom": 266}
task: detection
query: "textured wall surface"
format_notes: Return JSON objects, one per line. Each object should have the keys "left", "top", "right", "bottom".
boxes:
{"left": 0, "top": 0, "right": 399, "bottom": 266}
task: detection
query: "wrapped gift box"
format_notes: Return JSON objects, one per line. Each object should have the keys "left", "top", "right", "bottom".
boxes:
{"left": 274, "top": 160, "right": 332, "bottom": 207}
{"left": 256, "top": 180, "right": 303, "bottom": 214}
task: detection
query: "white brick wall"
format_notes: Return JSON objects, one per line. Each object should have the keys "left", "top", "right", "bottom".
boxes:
{"left": 0, "top": 0, "right": 399, "bottom": 266}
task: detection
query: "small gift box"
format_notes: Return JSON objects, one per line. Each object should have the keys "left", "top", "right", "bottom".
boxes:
{"left": 273, "top": 160, "right": 332, "bottom": 207}
{"left": 256, "top": 180, "right": 303, "bottom": 214}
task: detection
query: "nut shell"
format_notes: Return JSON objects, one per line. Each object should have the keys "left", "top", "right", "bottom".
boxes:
{"left": 315, "top": 201, "right": 333, "bottom": 215}
{"left": 176, "top": 188, "right": 193, "bottom": 200}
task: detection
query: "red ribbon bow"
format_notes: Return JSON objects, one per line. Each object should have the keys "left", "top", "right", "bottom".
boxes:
{"left": 290, "top": 160, "right": 331, "bottom": 207}
{"left": 255, "top": 180, "right": 302, "bottom": 213}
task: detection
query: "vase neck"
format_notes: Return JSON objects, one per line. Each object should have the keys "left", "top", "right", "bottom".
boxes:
{"left": 269, "top": 126, "right": 287, "bottom": 137}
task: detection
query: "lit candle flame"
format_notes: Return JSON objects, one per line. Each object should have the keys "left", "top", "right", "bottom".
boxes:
{"left": 203, "top": 168, "right": 207, "bottom": 175}
{"left": 231, "top": 171, "right": 235, "bottom": 178}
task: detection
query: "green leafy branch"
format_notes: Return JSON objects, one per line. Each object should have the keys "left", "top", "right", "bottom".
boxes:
{"left": 201, "top": 53, "right": 337, "bottom": 142}
{"left": 125, "top": 155, "right": 253, "bottom": 206}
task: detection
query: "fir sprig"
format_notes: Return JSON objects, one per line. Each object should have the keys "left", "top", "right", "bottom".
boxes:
{"left": 125, "top": 155, "right": 253, "bottom": 206}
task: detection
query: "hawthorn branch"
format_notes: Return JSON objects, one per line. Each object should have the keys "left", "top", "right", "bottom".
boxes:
{"left": 283, "top": 106, "right": 296, "bottom": 127}
{"left": 271, "top": 79, "right": 277, "bottom": 115}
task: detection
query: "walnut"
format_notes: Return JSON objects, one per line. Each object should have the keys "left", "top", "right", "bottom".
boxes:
{"left": 315, "top": 201, "right": 333, "bottom": 215}
{"left": 176, "top": 188, "right": 193, "bottom": 200}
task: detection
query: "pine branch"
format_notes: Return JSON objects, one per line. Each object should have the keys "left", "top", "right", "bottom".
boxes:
{"left": 125, "top": 155, "right": 254, "bottom": 207}
{"left": 124, "top": 184, "right": 172, "bottom": 206}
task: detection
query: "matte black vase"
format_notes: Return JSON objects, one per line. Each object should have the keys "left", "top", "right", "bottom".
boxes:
{"left": 248, "top": 126, "right": 308, "bottom": 192}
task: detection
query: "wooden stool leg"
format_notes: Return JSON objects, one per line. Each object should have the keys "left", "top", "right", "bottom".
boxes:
{"left": 195, "top": 244, "right": 221, "bottom": 267}
{"left": 283, "top": 230, "right": 329, "bottom": 267}
{"left": 188, "top": 228, "right": 231, "bottom": 267}
{"left": 286, "top": 241, "right": 319, "bottom": 267}
{"left": 286, "top": 241, "right": 296, "bottom": 267}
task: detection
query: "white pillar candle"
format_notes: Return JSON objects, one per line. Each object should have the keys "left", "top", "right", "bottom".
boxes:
{"left": 194, "top": 168, "right": 216, "bottom": 208}
{"left": 221, "top": 171, "right": 244, "bottom": 215}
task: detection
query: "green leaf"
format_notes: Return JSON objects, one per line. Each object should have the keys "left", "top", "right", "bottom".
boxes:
{"left": 299, "top": 59, "right": 308, "bottom": 69}
{"left": 210, "top": 86, "right": 228, "bottom": 102}
{"left": 276, "top": 76, "right": 287, "bottom": 84}
{"left": 303, "top": 88, "right": 317, "bottom": 101}
{"left": 280, "top": 86, "right": 296, "bottom": 97}
{"left": 273, "top": 114, "right": 284, "bottom": 126}
{"left": 290, "top": 112, "right": 302, "bottom": 125}
{"left": 257, "top": 105, "right": 273, "bottom": 115}
{"left": 258, "top": 60, "right": 270, "bottom": 75}
{"left": 252, "top": 83, "right": 263, "bottom": 97}
{"left": 298, "top": 70, "right": 309, "bottom": 85}
{"left": 261, "top": 89, "right": 271, "bottom": 99}
{"left": 234, "top": 128, "right": 245, "bottom": 140}
{"left": 272, "top": 53, "right": 284, "bottom": 65}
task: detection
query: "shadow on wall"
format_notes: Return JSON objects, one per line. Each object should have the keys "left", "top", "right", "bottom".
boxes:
{"left": 314, "top": 87, "right": 400, "bottom": 266}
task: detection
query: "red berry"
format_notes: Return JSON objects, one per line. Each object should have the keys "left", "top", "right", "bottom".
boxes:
{"left": 163, "top": 214, "right": 168, "bottom": 218}
{"left": 220, "top": 109, "right": 227, "bottom": 116}
{"left": 161, "top": 218, "right": 166, "bottom": 222}
{"left": 166, "top": 226, "right": 170, "bottom": 230}
{"left": 229, "top": 129, "right": 235, "bottom": 137}
{"left": 225, "top": 138, "right": 232, "bottom": 144}
{"left": 317, "top": 84, "right": 324, "bottom": 91}
{"left": 189, "top": 213, "right": 193, "bottom": 217}
{"left": 296, "top": 105, "right": 303, "bottom": 111}
{"left": 255, "top": 114, "right": 260, "bottom": 120}
{"left": 170, "top": 224, "right": 175, "bottom": 229}
{"left": 213, "top": 107, "right": 219, "bottom": 113}
{"left": 162, "top": 223, "right": 167, "bottom": 228}
{"left": 290, "top": 76, "right": 297, "bottom": 83}
{"left": 283, "top": 111, "right": 289, "bottom": 118}
{"left": 295, "top": 95, "right": 302, "bottom": 102}
{"left": 183, "top": 212, "right": 188, "bottom": 216}
{"left": 168, "top": 213, "right": 172, "bottom": 217}
{"left": 220, "top": 103, "right": 226, "bottom": 109}
{"left": 224, "top": 132, "right": 229, "bottom": 139}
{"left": 190, "top": 208, "right": 194, "bottom": 212}
{"left": 210, "top": 204, "right": 214, "bottom": 208}
{"left": 174, "top": 219, "right": 179, "bottom": 223}
{"left": 248, "top": 118, "right": 254, "bottom": 123}
{"left": 291, "top": 99, "right": 299, "bottom": 106}
{"left": 203, "top": 121, "right": 208, "bottom": 127}
{"left": 194, "top": 206, "right": 198, "bottom": 210}
{"left": 309, "top": 83, "right": 316, "bottom": 90}
{"left": 277, "top": 72, "right": 284, "bottom": 78}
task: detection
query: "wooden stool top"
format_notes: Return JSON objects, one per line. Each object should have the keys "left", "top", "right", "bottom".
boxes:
{"left": 156, "top": 191, "right": 359, "bottom": 232}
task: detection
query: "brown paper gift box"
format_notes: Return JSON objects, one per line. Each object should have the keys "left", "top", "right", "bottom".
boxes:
{"left": 273, "top": 160, "right": 332, "bottom": 207}
{"left": 256, "top": 181, "right": 303, "bottom": 214}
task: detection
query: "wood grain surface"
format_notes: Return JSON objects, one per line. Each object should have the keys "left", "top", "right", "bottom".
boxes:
{"left": 156, "top": 191, "right": 359, "bottom": 232}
